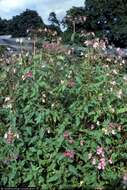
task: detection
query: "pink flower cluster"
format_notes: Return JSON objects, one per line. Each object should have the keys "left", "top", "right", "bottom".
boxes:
{"left": 96, "top": 147, "right": 106, "bottom": 170}
{"left": 63, "top": 131, "right": 74, "bottom": 144}
{"left": 4, "top": 128, "right": 19, "bottom": 144}
{"left": 63, "top": 150, "right": 75, "bottom": 159}
{"left": 66, "top": 15, "right": 87, "bottom": 24}
{"left": 96, "top": 147, "right": 105, "bottom": 157}
{"left": 109, "top": 122, "right": 122, "bottom": 133}
{"left": 122, "top": 173, "right": 127, "bottom": 185}
{"left": 84, "top": 38, "right": 107, "bottom": 50}
{"left": 80, "top": 31, "right": 95, "bottom": 37}
{"left": 22, "top": 71, "right": 33, "bottom": 80}
{"left": 97, "top": 158, "right": 106, "bottom": 170}
{"left": 42, "top": 42, "right": 70, "bottom": 55}
{"left": 89, "top": 146, "right": 113, "bottom": 171}
{"left": 116, "top": 48, "right": 125, "bottom": 57}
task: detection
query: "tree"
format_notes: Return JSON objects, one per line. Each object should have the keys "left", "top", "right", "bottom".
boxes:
{"left": 8, "top": 9, "right": 45, "bottom": 37}
{"left": 62, "top": 7, "right": 87, "bottom": 43}
{"left": 0, "top": 18, "right": 8, "bottom": 35}
{"left": 48, "top": 12, "right": 60, "bottom": 27}
{"left": 62, "top": 7, "right": 86, "bottom": 32}
{"left": 85, "top": 0, "right": 127, "bottom": 47}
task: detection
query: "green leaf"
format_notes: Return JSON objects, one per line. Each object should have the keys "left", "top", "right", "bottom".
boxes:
{"left": 68, "top": 165, "right": 79, "bottom": 176}
{"left": 117, "top": 107, "right": 127, "bottom": 114}
{"left": 48, "top": 175, "right": 59, "bottom": 183}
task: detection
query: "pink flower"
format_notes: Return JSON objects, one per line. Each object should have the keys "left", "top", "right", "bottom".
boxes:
{"left": 80, "top": 140, "right": 84, "bottom": 146}
{"left": 25, "top": 71, "right": 33, "bottom": 78}
{"left": 108, "top": 158, "right": 113, "bottom": 164}
{"left": 63, "top": 131, "right": 70, "bottom": 140}
{"left": 22, "top": 71, "right": 33, "bottom": 80}
{"left": 97, "top": 158, "right": 106, "bottom": 170}
{"left": 90, "top": 124, "right": 95, "bottom": 130}
{"left": 96, "top": 147, "right": 104, "bottom": 157}
{"left": 63, "top": 131, "right": 74, "bottom": 144}
{"left": 123, "top": 173, "right": 127, "bottom": 184}
{"left": 63, "top": 150, "right": 75, "bottom": 159}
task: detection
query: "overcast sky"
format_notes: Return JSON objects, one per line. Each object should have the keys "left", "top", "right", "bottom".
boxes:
{"left": 0, "top": 0, "right": 84, "bottom": 23}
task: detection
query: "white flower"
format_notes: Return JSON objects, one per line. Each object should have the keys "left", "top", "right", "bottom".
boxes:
{"left": 88, "top": 152, "right": 92, "bottom": 159}
{"left": 7, "top": 104, "right": 12, "bottom": 108}
{"left": 19, "top": 38, "right": 23, "bottom": 44}
{"left": 116, "top": 89, "right": 122, "bottom": 99}
{"left": 14, "top": 133, "right": 19, "bottom": 139}
{"left": 5, "top": 96, "right": 11, "bottom": 102}
{"left": 92, "top": 158, "right": 96, "bottom": 165}
{"left": 13, "top": 68, "right": 16, "bottom": 74}
{"left": 67, "top": 50, "right": 71, "bottom": 55}
{"left": 3, "top": 103, "right": 12, "bottom": 109}
{"left": 109, "top": 105, "right": 115, "bottom": 113}
{"left": 110, "top": 81, "right": 116, "bottom": 86}
{"left": 16, "top": 38, "right": 20, "bottom": 43}
{"left": 42, "top": 98, "right": 46, "bottom": 103}
{"left": 22, "top": 75, "right": 25, "bottom": 80}
{"left": 44, "top": 28, "right": 47, "bottom": 32}
{"left": 51, "top": 103, "right": 55, "bottom": 107}
{"left": 123, "top": 75, "right": 127, "bottom": 81}
{"left": 42, "top": 94, "right": 46, "bottom": 98}
{"left": 122, "top": 60, "right": 125, "bottom": 64}
{"left": 98, "top": 94, "right": 102, "bottom": 101}
{"left": 69, "top": 70, "right": 72, "bottom": 74}
{"left": 60, "top": 80, "right": 64, "bottom": 84}
{"left": 110, "top": 107, "right": 115, "bottom": 113}
{"left": 112, "top": 69, "right": 118, "bottom": 75}
{"left": 106, "top": 73, "right": 110, "bottom": 76}
{"left": 80, "top": 181, "right": 84, "bottom": 186}
{"left": 4, "top": 133, "right": 7, "bottom": 139}
{"left": 47, "top": 128, "right": 51, "bottom": 133}
{"left": 16, "top": 134, "right": 19, "bottom": 139}
{"left": 97, "top": 121, "right": 100, "bottom": 126}
{"left": 110, "top": 87, "right": 113, "bottom": 92}
{"left": 103, "top": 64, "right": 109, "bottom": 68}
{"left": 111, "top": 130, "right": 116, "bottom": 135}
{"left": 26, "top": 29, "right": 29, "bottom": 33}
{"left": 102, "top": 128, "right": 109, "bottom": 135}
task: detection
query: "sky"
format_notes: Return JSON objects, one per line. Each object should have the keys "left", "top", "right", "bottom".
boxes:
{"left": 0, "top": 0, "right": 84, "bottom": 23}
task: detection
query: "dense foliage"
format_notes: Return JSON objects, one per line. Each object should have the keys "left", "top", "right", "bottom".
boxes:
{"left": 85, "top": 0, "right": 127, "bottom": 47}
{"left": 0, "top": 1, "right": 127, "bottom": 47}
{"left": 0, "top": 9, "right": 44, "bottom": 37}
{"left": 62, "top": 0, "right": 127, "bottom": 47}
{"left": 0, "top": 47, "right": 127, "bottom": 189}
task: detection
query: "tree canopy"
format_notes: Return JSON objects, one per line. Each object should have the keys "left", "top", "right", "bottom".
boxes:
{"left": 85, "top": 0, "right": 127, "bottom": 47}
{"left": 0, "top": 2, "right": 127, "bottom": 47}
{"left": 0, "top": 9, "right": 45, "bottom": 37}
{"left": 8, "top": 9, "right": 45, "bottom": 37}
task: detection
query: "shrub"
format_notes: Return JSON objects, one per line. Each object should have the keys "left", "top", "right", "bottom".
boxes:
{"left": 0, "top": 49, "right": 127, "bottom": 189}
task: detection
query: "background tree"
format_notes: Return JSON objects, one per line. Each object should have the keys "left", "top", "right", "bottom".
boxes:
{"left": 8, "top": 9, "right": 45, "bottom": 37}
{"left": 85, "top": 0, "right": 127, "bottom": 47}
{"left": 0, "top": 18, "right": 8, "bottom": 35}
{"left": 62, "top": 6, "right": 87, "bottom": 44}
{"left": 48, "top": 12, "right": 60, "bottom": 27}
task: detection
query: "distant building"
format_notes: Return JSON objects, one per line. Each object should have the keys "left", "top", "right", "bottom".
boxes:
{"left": 0, "top": 35, "right": 33, "bottom": 52}
{"left": 0, "top": 35, "right": 12, "bottom": 39}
